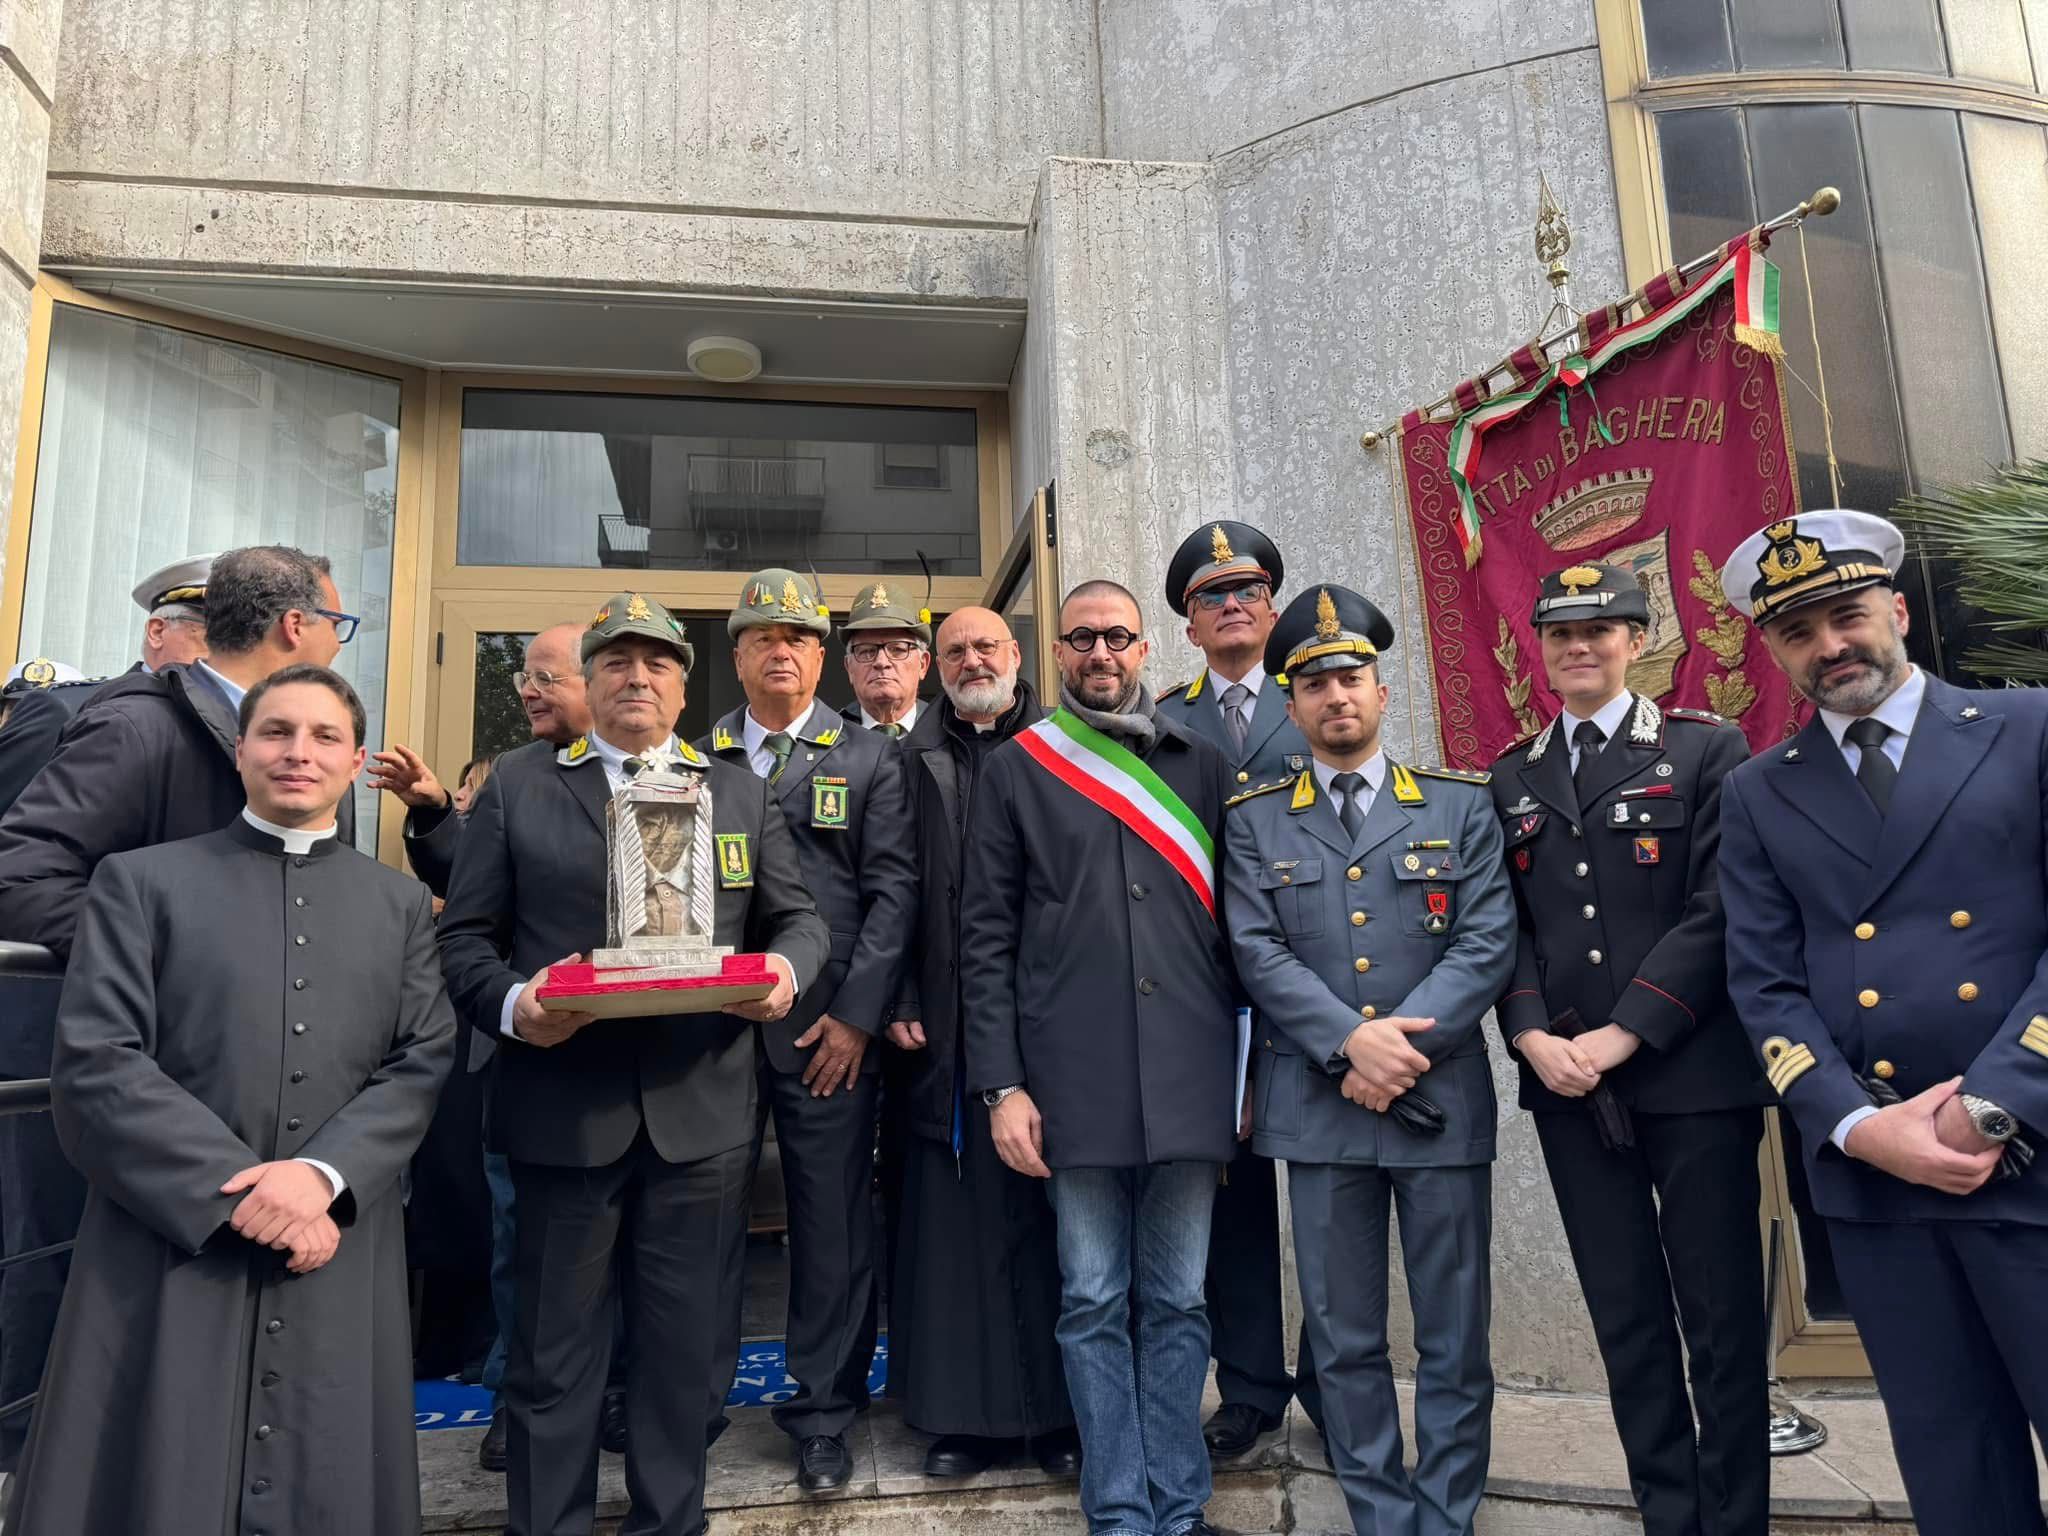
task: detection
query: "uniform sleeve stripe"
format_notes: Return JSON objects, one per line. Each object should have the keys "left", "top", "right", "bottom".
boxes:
{"left": 2021, "top": 1016, "right": 2048, "bottom": 1059}
{"left": 1766, "top": 1045, "right": 1816, "bottom": 1095}
{"left": 1628, "top": 977, "right": 1695, "bottom": 1023}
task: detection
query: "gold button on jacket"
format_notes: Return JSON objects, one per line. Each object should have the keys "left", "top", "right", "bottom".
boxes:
{"left": 1858, "top": 988, "right": 1879, "bottom": 1009}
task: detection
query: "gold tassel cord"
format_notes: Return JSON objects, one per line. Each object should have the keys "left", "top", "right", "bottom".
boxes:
{"left": 1796, "top": 220, "right": 1845, "bottom": 509}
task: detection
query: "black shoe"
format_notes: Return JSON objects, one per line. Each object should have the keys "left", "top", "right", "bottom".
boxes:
{"left": 923, "top": 1433, "right": 1001, "bottom": 1477}
{"left": 1202, "top": 1402, "right": 1281, "bottom": 1459}
{"left": 1178, "top": 1524, "right": 1228, "bottom": 1536}
{"left": 797, "top": 1433, "right": 852, "bottom": 1491}
{"left": 477, "top": 1405, "right": 508, "bottom": 1472}
{"left": 599, "top": 1389, "right": 628, "bottom": 1455}
{"left": 1031, "top": 1426, "right": 1082, "bottom": 1477}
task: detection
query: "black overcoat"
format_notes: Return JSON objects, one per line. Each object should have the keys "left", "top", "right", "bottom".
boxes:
{"left": 4, "top": 819, "right": 456, "bottom": 1536}
{"left": 435, "top": 737, "right": 829, "bottom": 1169}
{"left": 960, "top": 710, "right": 1238, "bottom": 1168}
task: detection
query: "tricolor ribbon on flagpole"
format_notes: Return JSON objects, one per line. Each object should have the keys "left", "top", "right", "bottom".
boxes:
{"left": 1442, "top": 233, "right": 1783, "bottom": 568}
{"left": 1015, "top": 709, "right": 1217, "bottom": 919}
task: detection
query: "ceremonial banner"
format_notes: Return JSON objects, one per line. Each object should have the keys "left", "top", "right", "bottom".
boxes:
{"left": 1394, "top": 236, "right": 1809, "bottom": 768}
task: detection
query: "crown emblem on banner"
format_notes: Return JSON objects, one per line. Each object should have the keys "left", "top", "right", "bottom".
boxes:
{"left": 1531, "top": 468, "right": 1655, "bottom": 551}
{"left": 1315, "top": 588, "right": 1340, "bottom": 639}
{"left": 1211, "top": 524, "right": 1235, "bottom": 563}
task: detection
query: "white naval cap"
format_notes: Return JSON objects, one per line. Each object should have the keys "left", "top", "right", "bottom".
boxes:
{"left": 1719, "top": 510, "right": 1905, "bottom": 625}
{"left": 4, "top": 657, "right": 85, "bottom": 689}
{"left": 131, "top": 554, "right": 216, "bottom": 617}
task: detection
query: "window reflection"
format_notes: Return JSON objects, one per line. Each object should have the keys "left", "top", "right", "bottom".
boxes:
{"left": 457, "top": 391, "right": 981, "bottom": 576}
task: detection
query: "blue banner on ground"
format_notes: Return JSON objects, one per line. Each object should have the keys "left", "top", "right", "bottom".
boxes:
{"left": 414, "top": 1336, "right": 890, "bottom": 1431}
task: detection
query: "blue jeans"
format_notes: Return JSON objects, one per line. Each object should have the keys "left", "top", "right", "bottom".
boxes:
{"left": 482, "top": 1149, "right": 517, "bottom": 1397}
{"left": 1047, "top": 1162, "right": 1219, "bottom": 1536}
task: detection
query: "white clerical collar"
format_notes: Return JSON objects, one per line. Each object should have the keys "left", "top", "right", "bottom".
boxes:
{"left": 860, "top": 700, "right": 918, "bottom": 732}
{"left": 199, "top": 660, "right": 248, "bottom": 711}
{"left": 588, "top": 730, "right": 681, "bottom": 774}
{"left": 1820, "top": 665, "right": 1925, "bottom": 753}
{"left": 241, "top": 808, "right": 339, "bottom": 855}
{"left": 1311, "top": 749, "right": 1386, "bottom": 798}
{"left": 1208, "top": 664, "right": 1264, "bottom": 700}
{"left": 1562, "top": 690, "right": 1635, "bottom": 748}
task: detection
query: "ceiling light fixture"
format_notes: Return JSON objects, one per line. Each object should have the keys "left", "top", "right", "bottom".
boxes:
{"left": 686, "top": 335, "right": 763, "bottom": 382}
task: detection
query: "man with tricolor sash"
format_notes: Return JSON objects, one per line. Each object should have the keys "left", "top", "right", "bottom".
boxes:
{"left": 1222, "top": 583, "right": 1514, "bottom": 1536}
{"left": 961, "top": 578, "right": 1239, "bottom": 1536}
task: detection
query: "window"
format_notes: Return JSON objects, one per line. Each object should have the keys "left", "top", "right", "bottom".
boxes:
{"left": 18, "top": 304, "right": 403, "bottom": 847}
{"left": 456, "top": 391, "right": 982, "bottom": 576}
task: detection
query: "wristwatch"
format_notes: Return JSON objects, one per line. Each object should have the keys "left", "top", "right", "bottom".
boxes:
{"left": 981, "top": 1085, "right": 1023, "bottom": 1109}
{"left": 1961, "top": 1093, "right": 2017, "bottom": 1144}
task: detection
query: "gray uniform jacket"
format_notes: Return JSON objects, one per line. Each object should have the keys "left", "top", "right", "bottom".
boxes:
{"left": 1156, "top": 669, "right": 1309, "bottom": 793}
{"left": 1224, "top": 759, "right": 1516, "bottom": 1167}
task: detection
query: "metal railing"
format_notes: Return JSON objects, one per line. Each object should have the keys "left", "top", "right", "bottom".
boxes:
{"left": 0, "top": 940, "right": 66, "bottom": 1426}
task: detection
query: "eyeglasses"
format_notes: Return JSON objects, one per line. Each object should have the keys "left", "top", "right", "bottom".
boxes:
{"left": 848, "top": 639, "right": 926, "bottom": 666}
{"left": 315, "top": 608, "right": 360, "bottom": 644}
{"left": 1057, "top": 626, "right": 1141, "bottom": 653}
{"left": 941, "top": 637, "right": 1011, "bottom": 666}
{"left": 1193, "top": 581, "right": 1270, "bottom": 610}
{"left": 513, "top": 669, "right": 573, "bottom": 693}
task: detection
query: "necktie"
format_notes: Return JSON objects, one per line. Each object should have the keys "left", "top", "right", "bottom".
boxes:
{"left": 1332, "top": 771, "right": 1366, "bottom": 841}
{"left": 1571, "top": 720, "right": 1606, "bottom": 807}
{"left": 763, "top": 731, "right": 795, "bottom": 784}
{"left": 1845, "top": 717, "right": 1896, "bottom": 816}
{"left": 623, "top": 755, "right": 648, "bottom": 779}
{"left": 1220, "top": 683, "right": 1252, "bottom": 754}
{"left": 877, "top": 721, "right": 906, "bottom": 740}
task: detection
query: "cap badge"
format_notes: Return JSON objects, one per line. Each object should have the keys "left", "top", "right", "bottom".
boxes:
{"left": 869, "top": 583, "right": 889, "bottom": 608}
{"left": 592, "top": 606, "right": 611, "bottom": 626}
{"left": 1211, "top": 524, "right": 1235, "bottom": 563}
{"left": 749, "top": 582, "right": 774, "bottom": 608}
{"left": 780, "top": 578, "right": 804, "bottom": 615}
{"left": 22, "top": 658, "right": 54, "bottom": 686}
{"left": 626, "top": 593, "right": 652, "bottom": 623}
{"left": 1759, "top": 522, "right": 1826, "bottom": 587}
{"left": 1315, "top": 587, "right": 1341, "bottom": 640}
{"left": 1558, "top": 565, "right": 1603, "bottom": 594}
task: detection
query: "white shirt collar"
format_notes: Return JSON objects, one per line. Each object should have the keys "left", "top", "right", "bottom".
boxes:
{"left": 1561, "top": 690, "right": 1635, "bottom": 748}
{"left": 198, "top": 660, "right": 247, "bottom": 711}
{"left": 1311, "top": 749, "right": 1386, "bottom": 798}
{"left": 241, "top": 808, "right": 339, "bottom": 855}
{"left": 1208, "top": 664, "right": 1264, "bottom": 701}
{"left": 1819, "top": 665, "right": 1925, "bottom": 752}
{"left": 588, "top": 730, "right": 681, "bottom": 774}
{"left": 859, "top": 700, "right": 918, "bottom": 732}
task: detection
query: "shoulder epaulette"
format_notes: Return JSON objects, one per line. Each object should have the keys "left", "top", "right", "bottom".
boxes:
{"left": 1226, "top": 776, "right": 1293, "bottom": 807}
{"left": 1491, "top": 731, "right": 1539, "bottom": 763}
{"left": 1664, "top": 706, "right": 1728, "bottom": 726}
{"left": 676, "top": 739, "right": 706, "bottom": 766}
{"left": 1180, "top": 674, "right": 1204, "bottom": 704}
{"left": 1412, "top": 764, "right": 1492, "bottom": 785}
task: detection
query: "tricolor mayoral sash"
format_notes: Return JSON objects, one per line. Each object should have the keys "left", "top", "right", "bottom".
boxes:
{"left": 1015, "top": 708, "right": 1216, "bottom": 919}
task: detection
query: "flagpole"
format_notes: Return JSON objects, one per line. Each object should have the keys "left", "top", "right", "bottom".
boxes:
{"left": 1359, "top": 186, "right": 1841, "bottom": 450}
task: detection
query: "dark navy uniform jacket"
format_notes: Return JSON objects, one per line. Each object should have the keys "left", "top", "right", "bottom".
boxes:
{"left": 1721, "top": 673, "right": 2048, "bottom": 1224}
{"left": 1491, "top": 695, "right": 1771, "bottom": 1115}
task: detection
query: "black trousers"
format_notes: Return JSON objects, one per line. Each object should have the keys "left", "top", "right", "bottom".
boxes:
{"left": 1830, "top": 1218, "right": 2048, "bottom": 1536}
{"left": 0, "top": 1112, "right": 83, "bottom": 1473}
{"left": 1206, "top": 1138, "right": 1320, "bottom": 1427}
{"left": 1534, "top": 1107, "right": 1768, "bottom": 1536}
{"left": 505, "top": 1132, "right": 750, "bottom": 1536}
{"left": 754, "top": 1060, "right": 880, "bottom": 1441}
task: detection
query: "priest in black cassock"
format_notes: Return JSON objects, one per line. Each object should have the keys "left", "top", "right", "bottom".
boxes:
{"left": 887, "top": 607, "right": 1078, "bottom": 1477}
{"left": 5, "top": 663, "right": 457, "bottom": 1536}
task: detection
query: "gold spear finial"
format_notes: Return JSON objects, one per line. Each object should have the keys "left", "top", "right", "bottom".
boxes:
{"left": 1536, "top": 172, "right": 1572, "bottom": 292}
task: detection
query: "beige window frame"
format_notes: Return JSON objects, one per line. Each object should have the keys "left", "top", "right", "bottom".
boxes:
{"left": 1594, "top": 0, "right": 2048, "bottom": 1377}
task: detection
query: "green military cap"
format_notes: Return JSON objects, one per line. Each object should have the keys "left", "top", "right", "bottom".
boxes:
{"left": 581, "top": 590, "right": 696, "bottom": 673}
{"left": 728, "top": 568, "right": 831, "bottom": 639}
{"left": 841, "top": 580, "right": 931, "bottom": 646}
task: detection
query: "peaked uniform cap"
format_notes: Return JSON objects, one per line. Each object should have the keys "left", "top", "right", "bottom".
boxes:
{"left": 1265, "top": 583, "right": 1395, "bottom": 684}
{"left": 1165, "top": 521, "right": 1285, "bottom": 616}
{"left": 1720, "top": 510, "right": 1904, "bottom": 624}
{"left": 581, "top": 590, "right": 696, "bottom": 673}
{"left": 1530, "top": 561, "right": 1650, "bottom": 626}
{"left": 729, "top": 568, "right": 831, "bottom": 638}
{"left": 131, "top": 554, "right": 217, "bottom": 616}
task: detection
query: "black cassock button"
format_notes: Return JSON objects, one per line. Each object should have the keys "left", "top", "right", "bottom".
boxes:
{"left": 287, "top": 1117, "right": 303, "bottom": 1131}
{"left": 293, "top": 857, "right": 308, "bottom": 868}
{"left": 1138, "top": 977, "right": 1157, "bottom": 994}
{"left": 266, "top": 1319, "right": 284, "bottom": 1334}
{"left": 294, "top": 896, "right": 306, "bottom": 907}
{"left": 261, "top": 1372, "right": 280, "bottom": 1387}
{"left": 293, "top": 979, "right": 306, "bottom": 991}
{"left": 292, "top": 1023, "right": 307, "bottom": 1036}
{"left": 291, "top": 1070, "right": 305, "bottom": 1083}
{"left": 294, "top": 935, "right": 307, "bottom": 947}
{"left": 255, "top": 1423, "right": 273, "bottom": 1439}
{"left": 251, "top": 1478, "right": 271, "bottom": 1493}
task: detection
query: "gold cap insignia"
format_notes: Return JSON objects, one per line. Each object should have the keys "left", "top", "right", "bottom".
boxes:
{"left": 1759, "top": 527, "right": 1826, "bottom": 588}
{"left": 869, "top": 583, "right": 888, "bottom": 608}
{"left": 1315, "top": 587, "right": 1341, "bottom": 640}
{"left": 592, "top": 606, "right": 611, "bottom": 626}
{"left": 1558, "top": 565, "right": 1603, "bottom": 594}
{"left": 780, "top": 578, "right": 803, "bottom": 614}
{"left": 626, "top": 593, "right": 652, "bottom": 622}
{"left": 1211, "top": 524, "right": 1235, "bottom": 563}
{"left": 22, "top": 658, "right": 54, "bottom": 686}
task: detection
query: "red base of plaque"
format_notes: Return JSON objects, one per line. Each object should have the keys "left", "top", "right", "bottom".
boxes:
{"left": 534, "top": 954, "right": 776, "bottom": 1018}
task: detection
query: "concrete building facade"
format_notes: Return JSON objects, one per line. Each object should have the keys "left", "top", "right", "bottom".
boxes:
{"left": 4, "top": 0, "right": 2046, "bottom": 1398}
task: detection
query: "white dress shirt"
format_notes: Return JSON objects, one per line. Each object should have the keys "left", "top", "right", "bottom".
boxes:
{"left": 1209, "top": 665, "right": 1267, "bottom": 702}
{"left": 1561, "top": 690, "right": 1636, "bottom": 774}
{"left": 240, "top": 808, "right": 347, "bottom": 1201}
{"left": 742, "top": 709, "right": 812, "bottom": 779}
{"left": 197, "top": 659, "right": 247, "bottom": 713}
{"left": 1819, "top": 666, "right": 1925, "bottom": 1151}
{"left": 1311, "top": 749, "right": 1386, "bottom": 822}
{"left": 858, "top": 700, "right": 919, "bottom": 733}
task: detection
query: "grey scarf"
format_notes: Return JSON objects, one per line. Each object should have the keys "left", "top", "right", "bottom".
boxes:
{"left": 1060, "top": 679, "right": 1157, "bottom": 750}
